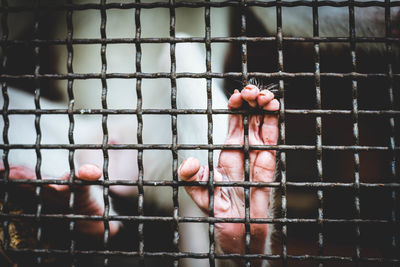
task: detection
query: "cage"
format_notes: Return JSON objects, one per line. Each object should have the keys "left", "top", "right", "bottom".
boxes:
{"left": 0, "top": 0, "right": 399, "bottom": 267}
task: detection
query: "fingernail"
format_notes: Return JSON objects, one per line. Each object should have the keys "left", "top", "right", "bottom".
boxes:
{"left": 245, "top": 85, "right": 255, "bottom": 90}
{"left": 178, "top": 159, "right": 187, "bottom": 173}
{"left": 260, "top": 90, "right": 274, "bottom": 98}
{"left": 234, "top": 89, "right": 240, "bottom": 94}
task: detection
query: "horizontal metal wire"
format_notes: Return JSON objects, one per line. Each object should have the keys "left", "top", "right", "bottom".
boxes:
{"left": 1, "top": 72, "right": 400, "bottom": 80}
{"left": 3, "top": 108, "right": 400, "bottom": 116}
{"left": 4, "top": 248, "right": 400, "bottom": 263}
{"left": 1, "top": 36, "right": 400, "bottom": 45}
{"left": 1, "top": 144, "right": 398, "bottom": 151}
{"left": 0, "top": 213, "right": 397, "bottom": 225}
{"left": 1, "top": 0, "right": 400, "bottom": 12}
{"left": 2, "top": 179, "right": 400, "bottom": 189}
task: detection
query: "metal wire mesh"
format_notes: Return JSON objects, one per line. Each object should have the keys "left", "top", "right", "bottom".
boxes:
{"left": 0, "top": 1, "right": 399, "bottom": 267}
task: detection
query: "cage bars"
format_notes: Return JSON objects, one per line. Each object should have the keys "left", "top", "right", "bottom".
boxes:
{"left": 66, "top": 1, "right": 78, "bottom": 266}
{"left": 134, "top": 0, "right": 145, "bottom": 266}
{"left": 238, "top": 1, "right": 252, "bottom": 267}
{"left": 0, "top": 0, "right": 399, "bottom": 266}
{"left": 204, "top": 1, "right": 216, "bottom": 267}
{"left": 168, "top": 1, "right": 181, "bottom": 266}
{"left": 312, "top": 1, "right": 324, "bottom": 266}
{"left": 4, "top": 70, "right": 400, "bottom": 80}
{"left": 32, "top": 0, "right": 44, "bottom": 264}
{"left": 2, "top": 1, "right": 400, "bottom": 10}
{"left": 384, "top": 0, "right": 400, "bottom": 262}
{"left": 348, "top": 0, "right": 362, "bottom": 265}
{"left": 275, "top": 0, "right": 288, "bottom": 266}
{"left": 99, "top": 1, "right": 112, "bottom": 265}
{"left": 0, "top": 0, "right": 10, "bottom": 260}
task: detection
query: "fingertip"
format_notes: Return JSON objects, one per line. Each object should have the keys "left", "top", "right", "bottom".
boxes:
{"left": 78, "top": 164, "right": 102, "bottom": 181}
{"left": 263, "top": 99, "right": 280, "bottom": 111}
{"left": 228, "top": 91, "right": 243, "bottom": 109}
{"left": 257, "top": 90, "right": 275, "bottom": 107}
{"left": 242, "top": 85, "right": 260, "bottom": 100}
{"left": 244, "top": 84, "right": 259, "bottom": 91}
{"left": 241, "top": 85, "right": 260, "bottom": 108}
{"left": 178, "top": 157, "right": 201, "bottom": 181}
{"left": 76, "top": 221, "right": 121, "bottom": 237}
{"left": 259, "top": 89, "right": 274, "bottom": 98}
{"left": 109, "top": 221, "right": 121, "bottom": 237}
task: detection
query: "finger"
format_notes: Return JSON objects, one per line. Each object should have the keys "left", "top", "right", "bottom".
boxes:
{"left": 228, "top": 89, "right": 243, "bottom": 109}
{"left": 1, "top": 164, "right": 120, "bottom": 237}
{"left": 179, "top": 157, "right": 210, "bottom": 213}
{"left": 71, "top": 165, "right": 120, "bottom": 237}
{"left": 226, "top": 90, "right": 244, "bottom": 145}
{"left": 256, "top": 90, "right": 275, "bottom": 108}
{"left": 263, "top": 99, "right": 280, "bottom": 111}
{"left": 250, "top": 108, "right": 279, "bottom": 218}
{"left": 76, "top": 218, "right": 121, "bottom": 237}
{"left": 261, "top": 114, "right": 279, "bottom": 146}
{"left": 218, "top": 91, "right": 245, "bottom": 180}
{"left": 73, "top": 186, "right": 121, "bottom": 238}
{"left": 252, "top": 150, "right": 276, "bottom": 184}
{"left": 0, "top": 165, "right": 39, "bottom": 194}
{"left": 249, "top": 114, "right": 263, "bottom": 146}
{"left": 179, "top": 157, "right": 202, "bottom": 182}
{"left": 213, "top": 171, "right": 232, "bottom": 213}
{"left": 249, "top": 147, "right": 276, "bottom": 219}
{"left": 179, "top": 158, "right": 231, "bottom": 215}
{"left": 77, "top": 164, "right": 102, "bottom": 181}
{"left": 241, "top": 84, "right": 260, "bottom": 108}
{"left": 47, "top": 164, "right": 102, "bottom": 192}
{"left": 248, "top": 114, "right": 264, "bottom": 178}
{"left": 5, "top": 165, "right": 37, "bottom": 180}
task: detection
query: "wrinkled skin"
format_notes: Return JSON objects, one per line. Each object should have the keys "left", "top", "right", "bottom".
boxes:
{"left": 178, "top": 85, "right": 280, "bottom": 263}
{"left": 1, "top": 84, "right": 280, "bottom": 264}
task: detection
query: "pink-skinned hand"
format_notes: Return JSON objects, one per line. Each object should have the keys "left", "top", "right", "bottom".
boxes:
{"left": 179, "top": 85, "right": 279, "bottom": 260}
{"left": 0, "top": 163, "right": 120, "bottom": 237}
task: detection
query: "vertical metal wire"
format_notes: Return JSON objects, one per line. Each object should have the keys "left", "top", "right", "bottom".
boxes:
{"left": 239, "top": 3, "right": 248, "bottom": 88}
{"left": 276, "top": 0, "right": 287, "bottom": 266}
{"left": 204, "top": 1, "right": 215, "bottom": 267}
{"left": 384, "top": 0, "right": 399, "bottom": 262}
{"left": 238, "top": 1, "right": 251, "bottom": 266}
{"left": 135, "top": 1, "right": 145, "bottom": 266}
{"left": 100, "top": 1, "right": 111, "bottom": 265}
{"left": 32, "top": 0, "right": 43, "bottom": 264}
{"left": 312, "top": 1, "right": 324, "bottom": 266}
{"left": 168, "top": 1, "right": 180, "bottom": 266}
{"left": 0, "top": 0, "right": 10, "bottom": 257}
{"left": 348, "top": 1, "right": 361, "bottom": 265}
{"left": 66, "top": 1, "right": 77, "bottom": 266}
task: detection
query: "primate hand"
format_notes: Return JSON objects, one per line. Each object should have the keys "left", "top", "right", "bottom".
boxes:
{"left": 179, "top": 85, "right": 280, "bottom": 258}
{"left": 1, "top": 163, "right": 120, "bottom": 237}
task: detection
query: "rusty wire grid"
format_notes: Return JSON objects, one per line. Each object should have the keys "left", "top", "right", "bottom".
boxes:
{"left": 1, "top": 0, "right": 400, "bottom": 267}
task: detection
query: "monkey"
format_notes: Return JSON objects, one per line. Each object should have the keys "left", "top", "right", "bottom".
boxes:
{"left": 2, "top": 1, "right": 399, "bottom": 266}
{"left": 1, "top": 82, "right": 280, "bottom": 267}
{"left": 1, "top": 2, "right": 235, "bottom": 266}
{"left": 224, "top": 3, "right": 400, "bottom": 266}
{"left": 1, "top": 38, "right": 227, "bottom": 266}
{"left": 1, "top": 14, "right": 281, "bottom": 265}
